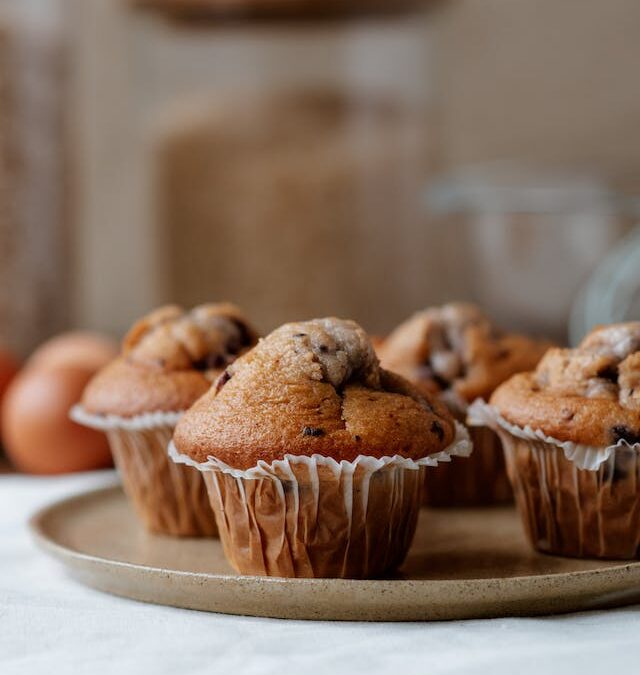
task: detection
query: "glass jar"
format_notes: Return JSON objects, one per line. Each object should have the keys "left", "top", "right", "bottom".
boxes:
{"left": 571, "top": 217, "right": 640, "bottom": 345}
{"left": 71, "top": 0, "right": 440, "bottom": 336}
{"left": 425, "top": 163, "right": 635, "bottom": 342}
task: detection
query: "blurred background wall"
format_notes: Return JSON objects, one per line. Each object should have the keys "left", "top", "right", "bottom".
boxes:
{"left": 1, "top": 0, "right": 639, "bottom": 354}
{"left": 436, "top": 0, "right": 640, "bottom": 188}
{"left": 0, "top": 0, "right": 69, "bottom": 355}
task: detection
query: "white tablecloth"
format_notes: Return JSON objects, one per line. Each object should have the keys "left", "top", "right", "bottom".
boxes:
{"left": 1, "top": 471, "right": 638, "bottom": 675}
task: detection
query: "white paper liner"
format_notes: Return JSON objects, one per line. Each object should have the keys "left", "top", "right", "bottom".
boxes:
{"left": 71, "top": 404, "right": 216, "bottom": 536}
{"left": 168, "top": 420, "right": 472, "bottom": 479}
{"left": 167, "top": 421, "right": 470, "bottom": 577}
{"left": 467, "top": 398, "right": 640, "bottom": 471}
{"left": 70, "top": 404, "right": 183, "bottom": 431}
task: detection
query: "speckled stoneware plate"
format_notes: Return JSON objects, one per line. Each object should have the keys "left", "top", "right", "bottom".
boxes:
{"left": 30, "top": 485, "right": 640, "bottom": 621}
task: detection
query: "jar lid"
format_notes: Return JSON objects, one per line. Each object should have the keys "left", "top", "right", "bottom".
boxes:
{"left": 426, "top": 162, "right": 638, "bottom": 216}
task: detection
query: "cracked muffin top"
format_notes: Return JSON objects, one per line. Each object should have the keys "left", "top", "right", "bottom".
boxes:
{"left": 81, "top": 303, "right": 258, "bottom": 417}
{"left": 377, "top": 303, "right": 550, "bottom": 408}
{"left": 491, "top": 322, "right": 640, "bottom": 447}
{"left": 173, "top": 317, "right": 458, "bottom": 468}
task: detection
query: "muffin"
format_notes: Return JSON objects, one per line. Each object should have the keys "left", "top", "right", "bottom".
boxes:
{"left": 72, "top": 303, "right": 258, "bottom": 536}
{"left": 377, "top": 303, "right": 549, "bottom": 506}
{"left": 476, "top": 322, "right": 640, "bottom": 559}
{"left": 170, "top": 317, "right": 471, "bottom": 578}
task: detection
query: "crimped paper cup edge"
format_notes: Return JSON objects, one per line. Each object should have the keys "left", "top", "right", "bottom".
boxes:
{"left": 467, "top": 398, "right": 639, "bottom": 471}
{"left": 70, "top": 404, "right": 183, "bottom": 431}
{"left": 168, "top": 421, "right": 472, "bottom": 479}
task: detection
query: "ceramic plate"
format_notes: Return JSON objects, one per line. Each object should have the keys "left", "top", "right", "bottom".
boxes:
{"left": 30, "top": 485, "right": 640, "bottom": 621}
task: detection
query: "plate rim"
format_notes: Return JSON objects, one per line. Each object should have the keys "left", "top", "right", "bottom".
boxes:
{"left": 29, "top": 483, "right": 640, "bottom": 589}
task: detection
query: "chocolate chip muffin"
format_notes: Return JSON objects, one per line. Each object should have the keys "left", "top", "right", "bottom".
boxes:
{"left": 485, "top": 322, "right": 640, "bottom": 559}
{"left": 170, "top": 317, "right": 470, "bottom": 578}
{"left": 73, "top": 303, "right": 258, "bottom": 537}
{"left": 378, "top": 303, "right": 549, "bottom": 506}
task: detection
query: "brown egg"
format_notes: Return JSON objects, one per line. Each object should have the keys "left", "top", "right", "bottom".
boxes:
{"left": 27, "top": 332, "right": 118, "bottom": 373}
{"left": 2, "top": 366, "right": 113, "bottom": 474}
{"left": 0, "top": 345, "right": 20, "bottom": 436}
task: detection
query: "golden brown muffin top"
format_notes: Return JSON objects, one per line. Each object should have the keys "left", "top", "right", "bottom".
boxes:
{"left": 81, "top": 303, "right": 258, "bottom": 417}
{"left": 491, "top": 322, "right": 640, "bottom": 447}
{"left": 173, "top": 317, "right": 458, "bottom": 469}
{"left": 377, "top": 303, "right": 550, "bottom": 406}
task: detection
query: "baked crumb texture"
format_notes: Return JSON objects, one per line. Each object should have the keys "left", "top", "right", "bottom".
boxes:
{"left": 492, "top": 322, "right": 640, "bottom": 447}
{"left": 378, "top": 302, "right": 550, "bottom": 405}
{"left": 378, "top": 303, "right": 548, "bottom": 507}
{"left": 174, "top": 317, "right": 458, "bottom": 469}
{"left": 81, "top": 303, "right": 258, "bottom": 417}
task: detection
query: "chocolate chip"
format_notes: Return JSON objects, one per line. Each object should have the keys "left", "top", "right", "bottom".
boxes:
{"left": 496, "top": 348, "right": 511, "bottom": 360}
{"left": 432, "top": 374, "right": 450, "bottom": 391}
{"left": 598, "top": 365, "right": 619, "bottom": 384}
{"left": 193, "top": 353, "right": 227, "bottom": 371}
{"left": 319, "top": 344, "right": 329, "bottom": 353}
{"left": 294, "top": 333, "right": 307, "bottom": 338}
{"left": 440, "top": 331, "right": 453, "bottom": 352}
{"left": 611, "top": 425, "right": 640, "bottom": 445}
{"left": 229, "top": 317, "right": 255, "bottom": 348}
{"left": 430, "top": 420, "right": 444, "bottom": 442}
{"left": 192, "top": 358, "right": 206, "bottom": 371}
{"left": 225, "top": 336, "right": 243, "bottom": 357}
{"left": 210, "top": 354, "right": 227, "bottom": 369}
{"left": 355, "top": 435, "right": 361, "bottom": 441}
{"left": 302, "top": 426, "right": 325, "bottom": 437}
{"left": 215, "top": 369, "right": 232, "bottom": 393}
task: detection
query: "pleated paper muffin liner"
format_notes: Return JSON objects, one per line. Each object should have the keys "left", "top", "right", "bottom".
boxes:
{"left": 424, "top": 393, "right": 511, "bottom": 506}
{"left": 168, "top": 422, "right": 471, "bottom": 578}
{"left": 468, "top": 399, "right": 640, "bottom": 559}
{"left": 70, "top": 405, "right": 217, "bottom": 537}
{"left": 468, "top": 399, "right": 637, "bottom": 470}
{"left": 423, "top": 423, "right": 512, "bottom": 506}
